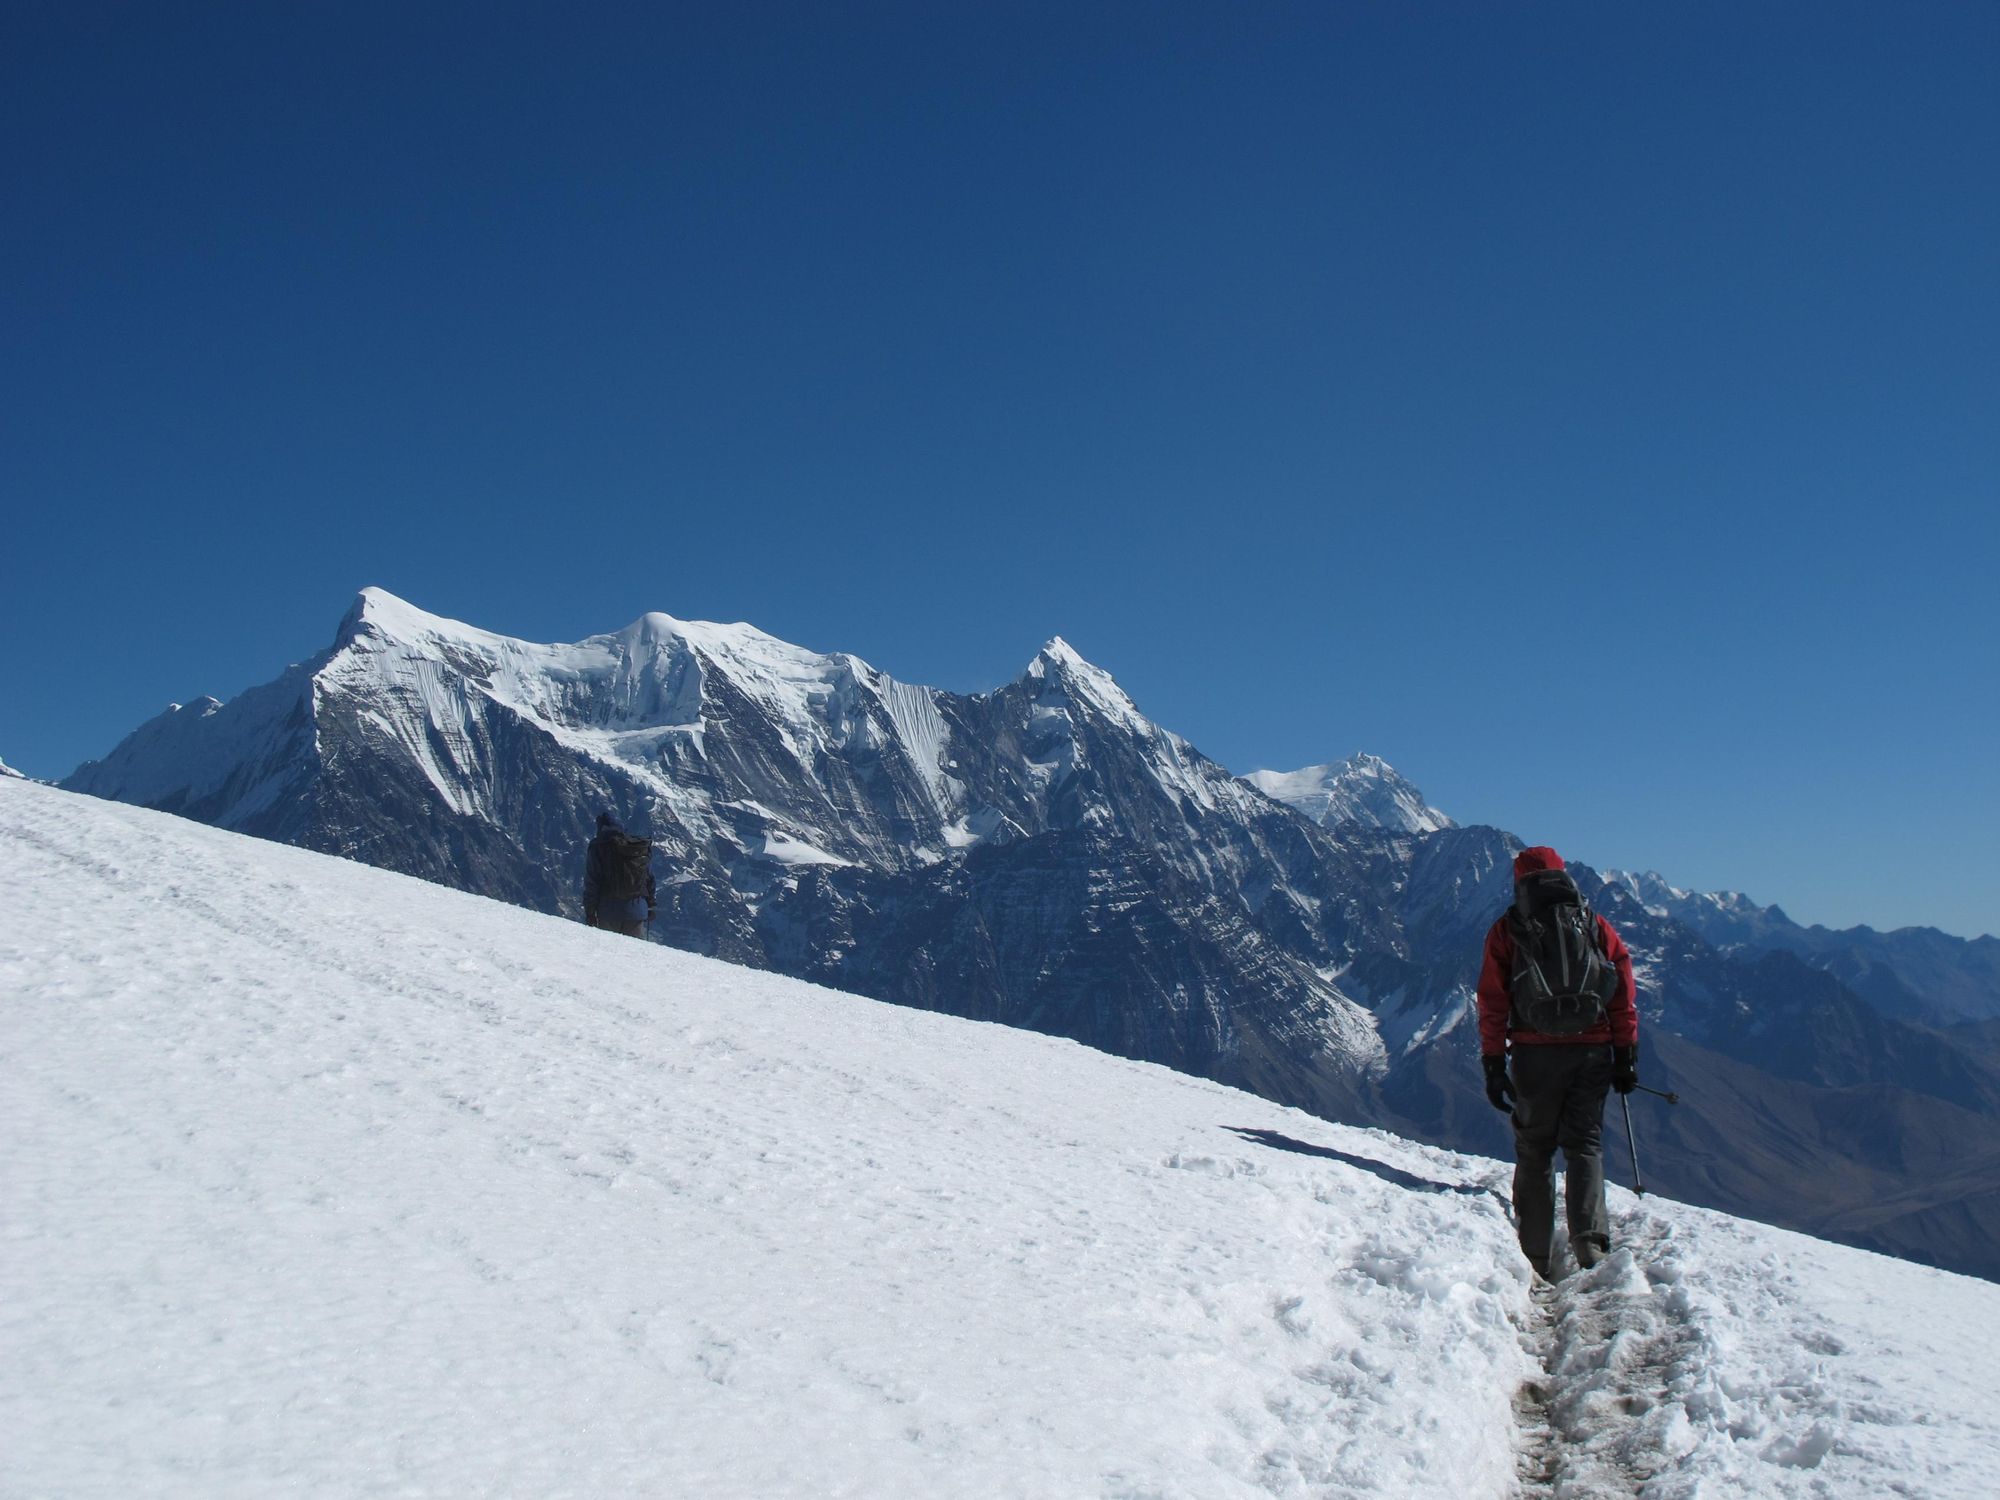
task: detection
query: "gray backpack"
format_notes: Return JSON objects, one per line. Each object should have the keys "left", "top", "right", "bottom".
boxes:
{"left": 1506, "top": 869, "right": 1618, "bottom": 1034}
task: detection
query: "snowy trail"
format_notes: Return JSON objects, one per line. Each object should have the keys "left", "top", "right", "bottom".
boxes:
{"left": 1507, "top": 1193, "right": 2000, "bottom": 1500}
{"left": 5, "top": 782, "right": 1535, "bottom": 1498}
{"left": 1511, "top": 1284, "right": 1567, "bottom": 1496}
{"left": 6, "top": 780, "right": 2000, "bottom": 1498}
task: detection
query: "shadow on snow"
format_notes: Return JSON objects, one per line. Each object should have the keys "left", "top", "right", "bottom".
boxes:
{"left": 1226, "top": 1127, "right": 1505, "bottom": 1203}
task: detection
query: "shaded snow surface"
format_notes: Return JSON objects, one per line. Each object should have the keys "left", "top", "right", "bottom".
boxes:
{"left": 5, "top": 780, "right": 1998, "bottom": 1498}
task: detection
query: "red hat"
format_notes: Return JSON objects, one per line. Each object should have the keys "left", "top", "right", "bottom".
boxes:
{"left": 1513, "top": 846, "right": 1563, "bottom": 878}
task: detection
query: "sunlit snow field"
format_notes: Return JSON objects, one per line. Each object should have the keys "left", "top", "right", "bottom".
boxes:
{"left": 5, "top": 779, "right": 1997, "bottom": 1498}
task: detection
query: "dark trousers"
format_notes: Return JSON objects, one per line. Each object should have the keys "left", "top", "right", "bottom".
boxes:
{"left": 1509, "top": 1043, "right": 1613, "bottom": 1270}
{"left": 601, "top": 916, "right": 647, "bottom": 939}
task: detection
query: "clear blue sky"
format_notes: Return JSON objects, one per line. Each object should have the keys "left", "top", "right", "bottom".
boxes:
{"left": 4, "top": 2, "right": 1994, "bottom": 937}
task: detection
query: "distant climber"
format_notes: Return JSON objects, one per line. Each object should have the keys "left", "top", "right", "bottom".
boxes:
{"left": 583, "top": 811, "right": 655, "bottom": 939}
{"left": 1478, "top": 845, "right": 1639, "bottom": 1278}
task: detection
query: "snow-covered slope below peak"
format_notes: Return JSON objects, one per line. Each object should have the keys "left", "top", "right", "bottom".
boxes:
{"left": 1245, "top": 753, "right": 1455, "bottom": 834}
{"left": 0, "top": 754, "right": 29, "bottom": 779}
{"left": 7, "top": 776, "right": 1998, "bottom": 1500}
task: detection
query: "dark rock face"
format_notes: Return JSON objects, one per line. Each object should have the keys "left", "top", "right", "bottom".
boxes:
{"left": 64, "top": 589, "right": 2000, "bottom": 1280}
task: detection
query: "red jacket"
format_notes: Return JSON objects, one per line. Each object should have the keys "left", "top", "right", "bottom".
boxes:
{"left": 1478, "top": 911, "right": 1638, "bottom": 1055}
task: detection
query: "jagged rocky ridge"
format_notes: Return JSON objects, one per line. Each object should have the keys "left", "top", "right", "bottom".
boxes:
{"left": 65, "top": 590, "right": 2000, "bottom": 1278}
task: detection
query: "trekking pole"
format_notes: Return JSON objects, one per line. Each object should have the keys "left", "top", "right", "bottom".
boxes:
{"left": 1635, "top": 1083, "right": 1680, "bottom": 1105}
{"left": 1621, "top": 1093, "right": 1645, "bottom": 1196}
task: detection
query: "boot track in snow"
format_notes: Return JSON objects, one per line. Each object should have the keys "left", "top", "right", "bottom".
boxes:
{"left": 1511, "top": 1206, "right": 1698, "bottom": 1497}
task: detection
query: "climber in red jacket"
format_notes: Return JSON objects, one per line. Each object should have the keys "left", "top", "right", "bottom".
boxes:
{"left": 1477, "top": 845, "right": 1639, "bottom": 1278}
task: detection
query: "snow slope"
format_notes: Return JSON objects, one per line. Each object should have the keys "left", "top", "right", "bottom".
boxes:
{"left": 5, "top": 779, "right": 1997, "bottom": 1498}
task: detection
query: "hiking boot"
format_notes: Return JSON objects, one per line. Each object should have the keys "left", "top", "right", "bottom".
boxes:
{"left": 1574, "top": 1237, "right": 1608, "bottom": 1270}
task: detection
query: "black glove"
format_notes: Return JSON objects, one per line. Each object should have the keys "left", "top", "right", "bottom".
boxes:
{"left": 1612, "top": 1045, "right": 1639, "bottom": 1095}
{"left": 584, "top": 909, "right": 599, "bottom": 929}
{"left": 1483, "top": 1054, "right": 1515, "bottom": 1113}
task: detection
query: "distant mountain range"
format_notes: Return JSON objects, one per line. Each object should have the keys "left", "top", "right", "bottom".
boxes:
{"left": 1601, "top": 869, "right": 2000, "bottom": 1027}
{"left": 62, "top": 589, "right": 2000, "bottom": 1279}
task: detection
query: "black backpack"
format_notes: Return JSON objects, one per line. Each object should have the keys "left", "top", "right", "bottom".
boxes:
{"left": 1506, "top": 869, "right": 1618, "bottom": 1035}
{"left": 599, "top": 831, "right": 653, "bottom": 903}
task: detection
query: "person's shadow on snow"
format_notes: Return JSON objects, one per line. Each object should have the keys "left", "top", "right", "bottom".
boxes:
{"left": 1226, "top": 1127, "right": 1503, "bottom": 1202}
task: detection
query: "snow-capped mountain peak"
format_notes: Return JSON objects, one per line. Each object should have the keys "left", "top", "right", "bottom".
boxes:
{"left": 68, "top": 593, "right": 1311, "bottom": 912}
{"left": 1024, "top": 635, "right": 1146, "bottom": 724}
{"left": 339, "top": 587, "right": 853, "bottom": 718}
{"left": 337, "top": 585, "right": 482, "bottom": 648}
{"left": 1244, "top": 753, "right": 1454, "bottom": 834}
{"left": 327, "top": 592, "right": 972, "bottom": 863}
